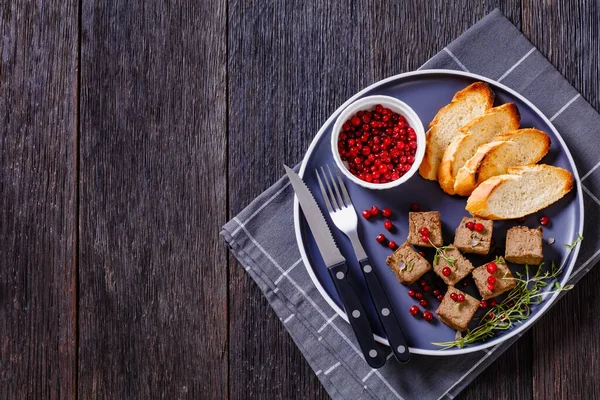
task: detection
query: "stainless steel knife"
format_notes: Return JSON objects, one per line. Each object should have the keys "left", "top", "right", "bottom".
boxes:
{"left": 284, "top": 165, "right": 387, "bottom": 368}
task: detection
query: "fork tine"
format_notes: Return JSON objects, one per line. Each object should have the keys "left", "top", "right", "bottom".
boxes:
{"left": 315, "top": 168, "right": 334, "bottom": 213}
{"left": 333, "top": 165, "right": 352, "bottom": 206}
{"left": 320, "top": 166, "right": 340, "bottom": 210}
{"left": 326, "top": 165, "right": 346, "bottom": 208}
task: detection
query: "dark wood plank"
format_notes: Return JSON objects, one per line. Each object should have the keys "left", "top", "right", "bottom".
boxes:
{"left": 371, "top": 1, "right": 521, "bottom": 80}
{"left": 78, "top": 0, "right": 228, "bottom": 398}
{"left": 227, "top": 1, "right": 376, "bottom": 398}
{"left": 521, "top": 2, "right": 600, "bottom": 399}
{"left": 0, "top": 1, "right": 77, "bottom": 398}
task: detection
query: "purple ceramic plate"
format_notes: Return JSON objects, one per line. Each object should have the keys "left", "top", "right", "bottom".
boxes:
{"left": 294, "top": 70, "right": 584, "bottom": 356}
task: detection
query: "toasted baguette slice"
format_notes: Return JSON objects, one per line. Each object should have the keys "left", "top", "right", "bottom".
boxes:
{"left": 438, "top": 103, "right": 520, "bottom": 194}
{"left": 465, "top": 164, "right": 573, "bottom": 220}
{"left": 419, "top": 82, "right": 494, "bottom": 180}
{"left": 454, "top": 128, "right": 551, "bottom": 196}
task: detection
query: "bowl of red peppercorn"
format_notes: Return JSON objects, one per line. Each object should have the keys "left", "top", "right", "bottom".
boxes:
{"left": 331, "top": 95, "right": 426, "bottom": 190}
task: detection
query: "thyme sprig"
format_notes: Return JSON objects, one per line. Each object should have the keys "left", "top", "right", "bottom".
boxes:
{"left": 432, "top": 234, "right": 583, "bottom": 349}
{"left": 431, "top": 242, "right": 457, "bottom": 268}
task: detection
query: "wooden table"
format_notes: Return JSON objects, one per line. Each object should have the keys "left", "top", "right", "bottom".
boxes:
{"left": 2, "top": 1, "right": 599, "bottom": 398}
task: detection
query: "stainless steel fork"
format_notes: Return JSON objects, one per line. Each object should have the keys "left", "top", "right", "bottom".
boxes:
{"left": 316, "top": 164, "right": 410, "bottom": 363}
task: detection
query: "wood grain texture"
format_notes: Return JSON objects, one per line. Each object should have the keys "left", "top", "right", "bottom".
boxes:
{"left": 78, "top": 0, "right": 227, "bottom": 398}
{"left": 522, "top": 2, "right": 600, "bottom": 399}
{"left": 371, "top": 1, "right": 521, "bottom": 80}
{"left": 1, "top": 0, "right": 598, "bottom": 398}
{"left": 227, "top": 1, "right": 375, "bottom": 398}
{"left": 0, "top": 1, "right": 78, "bottom": 398}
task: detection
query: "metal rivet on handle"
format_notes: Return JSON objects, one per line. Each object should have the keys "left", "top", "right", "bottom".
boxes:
{"left": 397, "top": 345, "right": 406, "bottom": 354}
{"left": 336, "top": 271, "right": 344, "bottom": 280}
{"left": 352, "top": 310, "right": 360, "bottom": 318}
{"left": 369, "top": 349, "right": 377, "bottom": 358}
{"left": 381, "top": 308, "right": 390, "bottom": 316}
{"left": 363, "top": 265, "right": 372, "bottom": 273}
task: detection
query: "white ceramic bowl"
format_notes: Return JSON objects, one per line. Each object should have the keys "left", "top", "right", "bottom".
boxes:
{"left": 331, "top": 95, "right": 426, "bottom": 190}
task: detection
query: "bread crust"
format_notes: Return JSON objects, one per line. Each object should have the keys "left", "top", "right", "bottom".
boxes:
{"left": 466, "top": 165, "right": 573, "bottom": 220}
{"left": 438, "top": 103, "right": 520, "bottom": 195}
{"left": 454, "top": 128, "right": 551, "bottom": 196}
{"left": 419, "top": 82, "right": 494, "bottom": 180}
{"left": 454, "top": 141, "right": 505, "bottom": 196}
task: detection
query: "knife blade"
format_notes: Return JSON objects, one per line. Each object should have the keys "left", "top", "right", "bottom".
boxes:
{"left": 284, "top": 165, "right": 387, "bottom": 368}
{"left": 284, "top": 165, "right": 345, "bottom": 267}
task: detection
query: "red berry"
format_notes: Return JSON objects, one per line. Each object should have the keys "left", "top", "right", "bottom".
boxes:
{"left": 437, "top": 294, "right": 444, "bottom": 302}
{"left": 409, "top": 305, "right": 420, "bottom": 316}
{"left": 442, "top": 267, "right": 451, "bottom": 277}
{"left": 408, "top": 289, "right": 415, "bottom": 298}
{"left": 456, "top": 294, "right": 465, "bottom": 303}
{"left": 388, "top": 241, "right": 398, "bottom": 250}
{"left": 486, "top": 262, "right": 497, "bottom": 274}
{"left": 487, "top": 275, "right": 496, "bottom": 285}
{"left": 410, "top": 203, "right": 420, "bottom": 211}
{"left": 423, "top": 311, "right": 434, "bottom": 322}
{"left": 382, "top": 208, "right": 392, "bottom": 218}
{"left": 384, "top": 220, "right": 393, "bottom": 231}
{"left": 487, "top": 313, "right": 495, "bottom": 320}
{"left": 487, "top": 284, "right": 495, "bottom": 291}
{"left": 351, "top": 116, "right": 361, "bottom": 126}
{"left": 362, "top": 209, "right": 372, "bottom": 219}
{"left": 419, "top": 279, "right": 427, "bottom": 288}
{"left": 414, "top": 291, "right": 423, "bottom": 300}
{"left": 419, "top": 227, "right": 429, "bottom": 236}
{"left": 466, "top": 221, "right": 475, "bottom": 230}
{"left": 488, "top": 298, "right": 497, "bottom": 308}
{"left": 433, "top": 289, "right": 440, "bottom": 296}
{"left": 421, "top": 235, "right": 430, "bottom": 243}
{"left": 479, "top": 300, "right": 488, "bottom": 309}
{"left": 450, "top": 292, "right": 458, "bottom": 301}
{"left": 370, "top": 206, "right": 379, "bottom": 216}
{"left": 376, "top": 234, "right": 386, "bottom": 243}
{"left": 423, "top": 284, "right": 431, "bottom": 292}
{"left": 420, "top": 299, "right": 428, "bottom": 307}
{"left": 474, "top": 223, "right": 484, "bottom": 232}
{"left": 540, "top": 216, "right": 550, "bottom": 226}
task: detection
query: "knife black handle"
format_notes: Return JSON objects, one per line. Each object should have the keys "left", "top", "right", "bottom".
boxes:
{"left": 359, "top": 257, "right": 410, "bottom": 363}
{"left": 329, "top": 261, "right": 387, "bottom": 368}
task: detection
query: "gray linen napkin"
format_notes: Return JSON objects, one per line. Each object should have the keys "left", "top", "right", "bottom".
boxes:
{"left": 221, "top": 9, "right": 600, "bottom": 400}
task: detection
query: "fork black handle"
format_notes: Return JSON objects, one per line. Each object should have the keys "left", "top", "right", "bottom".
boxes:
{"left": 328, "top": 261, "right": 387, "bottom": 368}
{"left": 359, "top": 257, "right": 411, "bottom": 363}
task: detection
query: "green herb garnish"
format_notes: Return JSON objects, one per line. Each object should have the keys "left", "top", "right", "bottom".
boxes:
{"left": 432, "top": 235, "right": 582, "bottom": 349}
{"left": 431, "top": 243, "right": 456, "bottom": 268}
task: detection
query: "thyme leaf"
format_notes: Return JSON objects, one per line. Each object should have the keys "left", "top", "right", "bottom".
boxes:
{"left": 431, "top": 242, "right": 456, "bottom": 268}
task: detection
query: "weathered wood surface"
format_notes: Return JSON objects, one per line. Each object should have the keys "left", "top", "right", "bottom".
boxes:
{"left": 0, "top": 1, "right": 78, "bottom": 398}
{"left": 1, "top": 0, "right": 598, "bottom": 398}
{"left": 522, "top": 2, "right": 600, "bottom": 400}
{"left": 77, "top": 0, "right": 228, "bottom": 398}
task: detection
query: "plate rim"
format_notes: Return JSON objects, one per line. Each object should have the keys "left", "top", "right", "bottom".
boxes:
{"left": 294, "top": 69, "right": 584, "bottom": 356}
